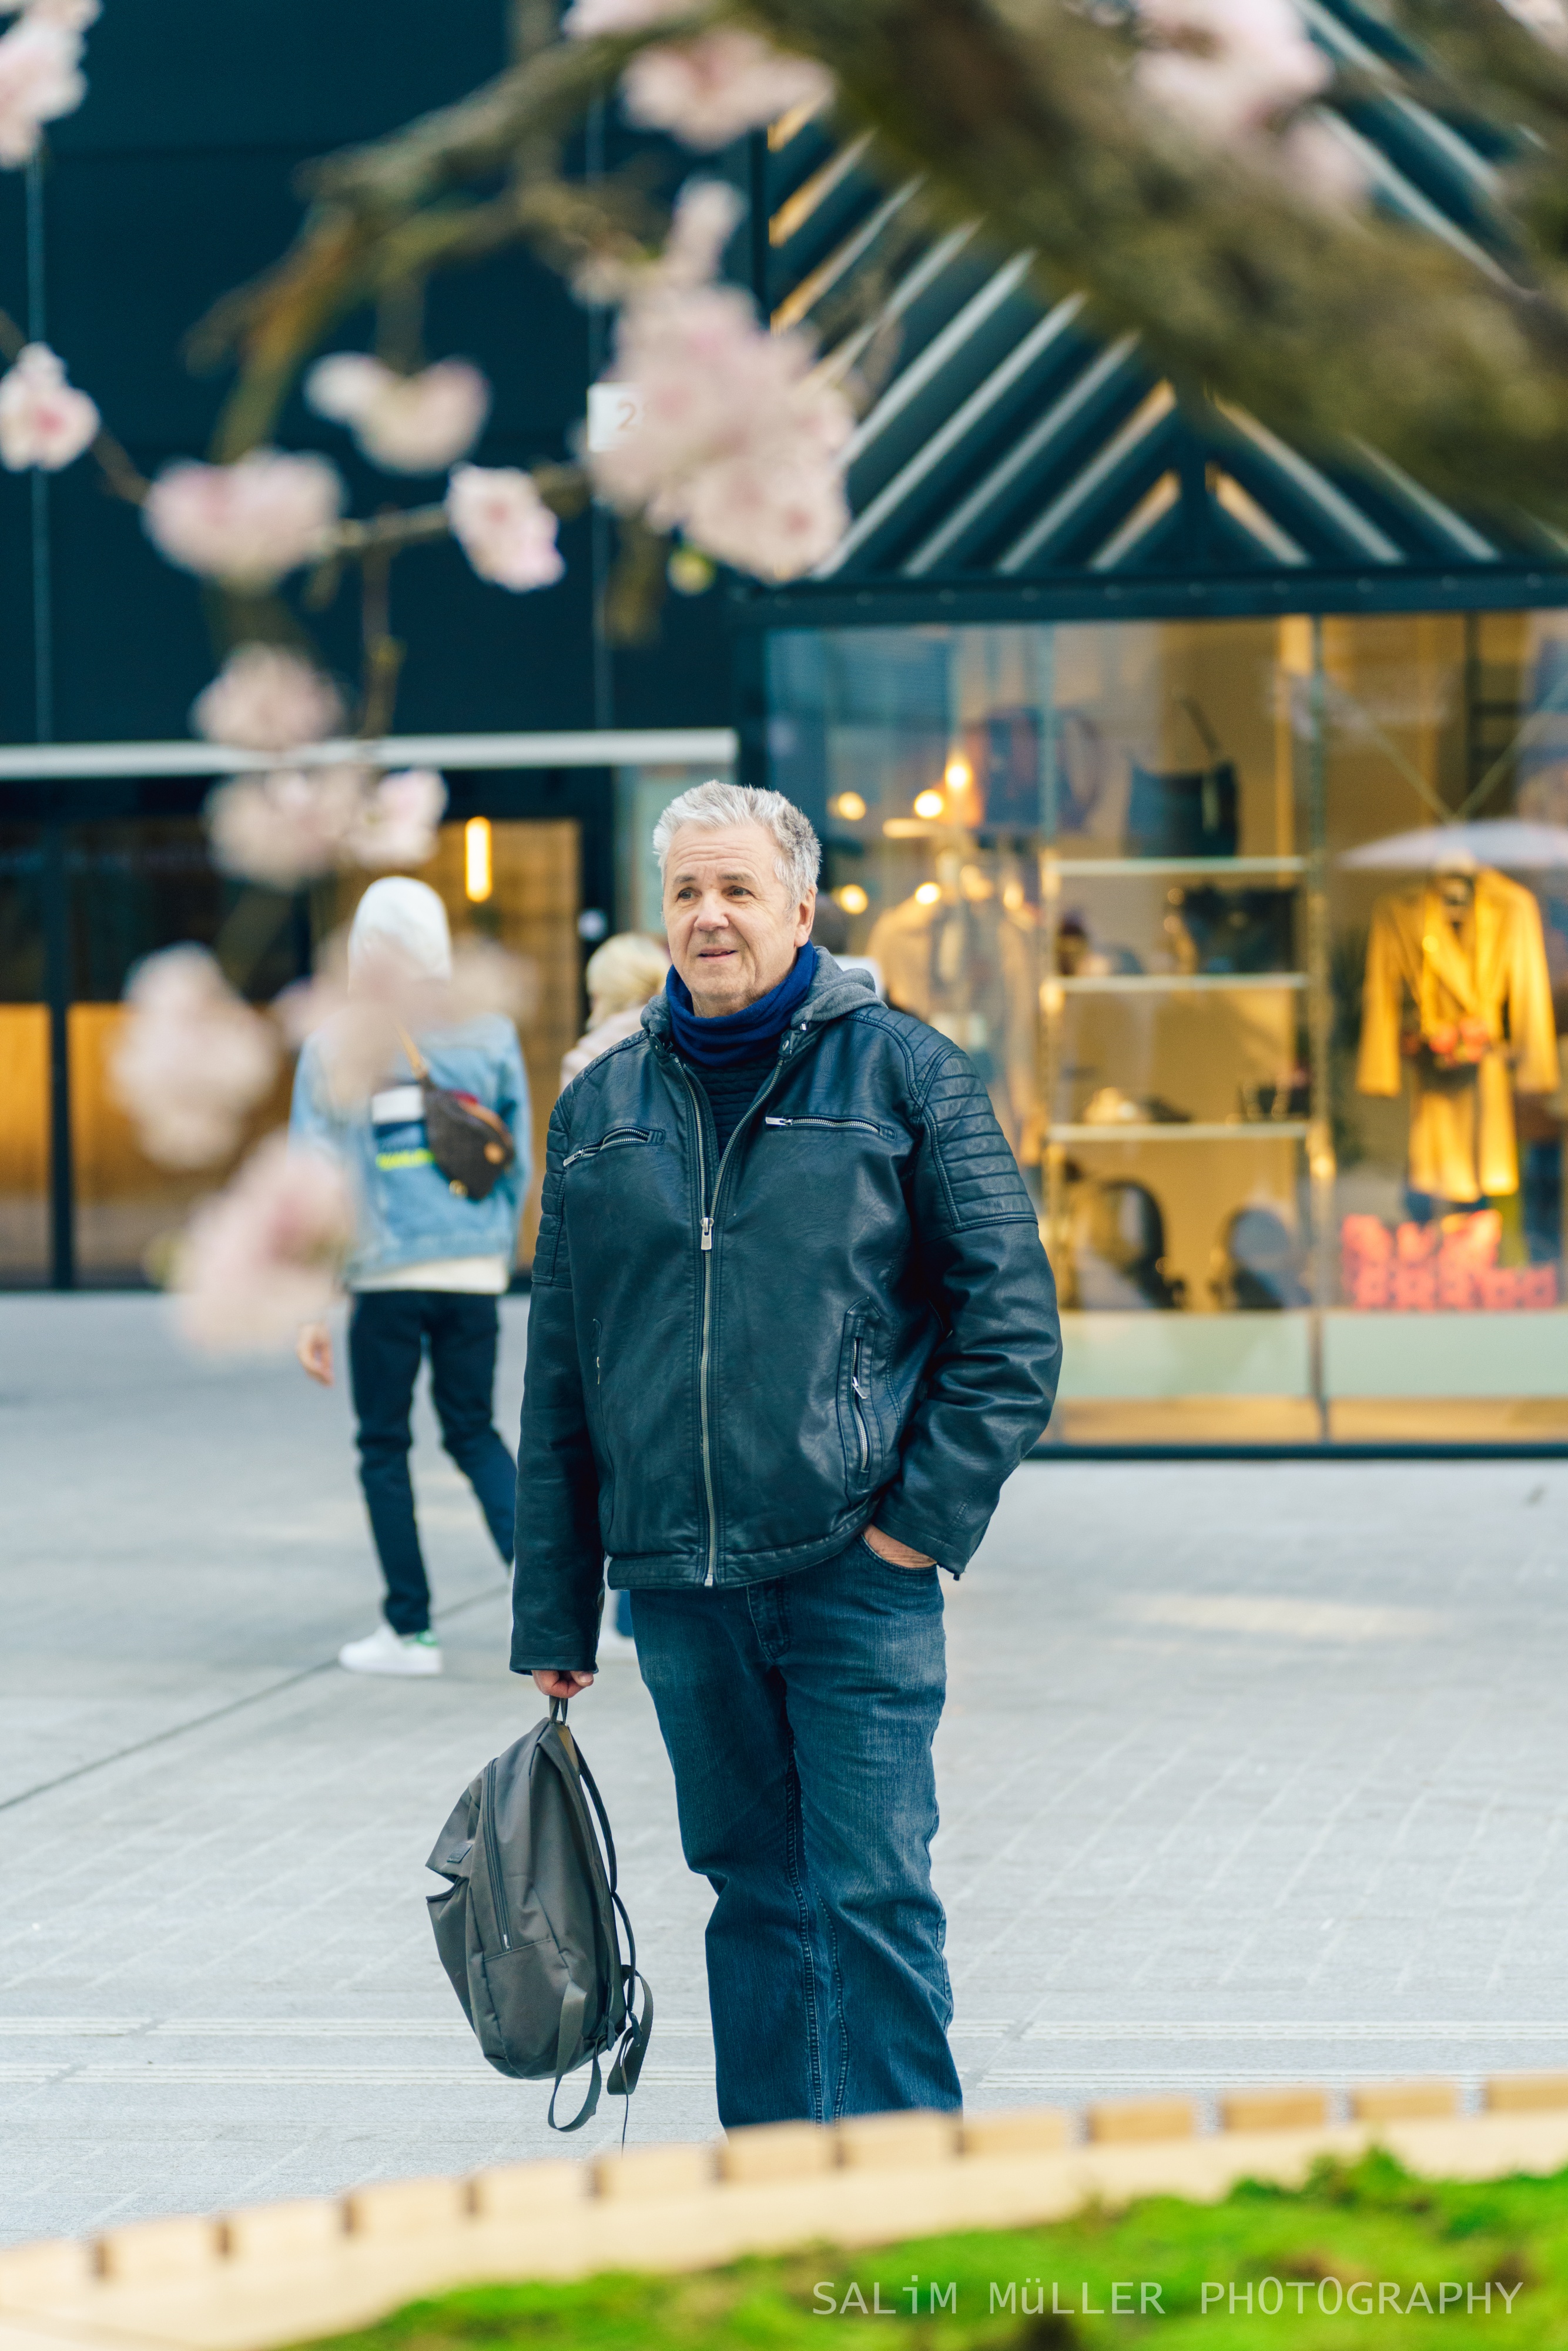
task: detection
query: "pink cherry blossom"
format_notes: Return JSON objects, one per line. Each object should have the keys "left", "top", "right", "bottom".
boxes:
{"left": 109, "top": 946, "right": 280, "bottom": 1171}
{"left": 659, "top": 178, "right": 743, "bottom": 287}
{"left": 1278, "top": 110, "right": 1368, "bottom": 204}
{"left": 680, "top": 445, "right": 848, "bottom": 577}
{"left": 143, "top": 450, "right": 344, "bottom": 588}
{"left": 9, "top": 0, "right": 101, "bottom": 31}
{"left": 192, "top": 644, "right": 344, "bottom": 753}
{"left": 445, "top": 464, "right": 564, "bottom": 590}
{"left": 446, "top": 935, "right": 538, "bottom": 1026}
{"left": 272, "top": 935, "right": 394, "bottom": 1114}
{"left": 173, "top": 1136, "right": 354, "bottom": 1355}
{"left": 344, "top": 768, "right": 448, "bottom": 870}
{"left": 306, "top": 353, "right": 490, "bottom": 474}
{"left": 1498, "top": 0, "right": 1568, "bottom": 46}
{"left": 589, "top": 185, "right": 852, "bottom": 580}
{"left": 0, "top": 9, "right": 85, "bottom": 166}
{"left": 1136, "top": 0, "right": 1329, "bottom": 138}
{"left": 622, "top": 29, "right": 834, "bottom": 148}
{"left": 0, "top": 342, "right": 98, "bottom": 469}
{"left": 204, "top": 765, "right": 372, "bottom": 890}
{"left": 303, "top": 353, "right": 384, "bottom": 425}
{"left": 561, "top": 0, "right": 689, "bottom": 32}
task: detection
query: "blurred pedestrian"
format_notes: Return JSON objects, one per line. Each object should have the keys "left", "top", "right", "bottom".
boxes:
{"left": 292, "top": 878, "right": 530, "bottom": 1678}
{"left": 560, "top": 931, "right": 668, "bottom": 1087}
{"left": 559, "top": 929, "right": 667, "bottom": 1655}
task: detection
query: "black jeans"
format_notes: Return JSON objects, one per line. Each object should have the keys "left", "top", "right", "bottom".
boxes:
{"left": 347, "top": 1291, "right": 516, "bottom": 1635}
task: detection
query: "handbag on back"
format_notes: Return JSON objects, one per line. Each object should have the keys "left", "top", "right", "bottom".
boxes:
{"left": 393, "top": 1020, "right": 517, "bottom": 1201}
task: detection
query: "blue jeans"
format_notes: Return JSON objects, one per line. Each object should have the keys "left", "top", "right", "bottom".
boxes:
{"left": 347, "top": 1291, "right": 516, "bottom": 1635}
{"left": 631, "top": 1538, "right": 961, "bottom": 2126}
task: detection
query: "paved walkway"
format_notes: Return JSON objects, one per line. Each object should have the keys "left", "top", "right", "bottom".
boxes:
{"left": 4, "top": 1295, "right": 1568, "bottom": 2244}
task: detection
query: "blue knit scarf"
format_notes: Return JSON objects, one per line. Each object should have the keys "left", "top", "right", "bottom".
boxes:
{"left": 665, "top": 944, "right": 818, "bottom": 1070}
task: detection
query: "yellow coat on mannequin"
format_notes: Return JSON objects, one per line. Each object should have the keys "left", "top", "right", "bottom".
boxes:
{"left": 1356, "top": 867, "right": 1559, "bottom": 1201}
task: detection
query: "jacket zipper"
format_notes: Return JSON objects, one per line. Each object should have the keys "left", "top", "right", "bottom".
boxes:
{"left": 850, "top": 1332, "right": 870, "bottom": 1473}
{"left": 562, "top": 1127, "right": 655, "bottom": 1170}
{"left": 483, "top": 1759, "right": 511, "bottom": 1951}
{"left": 764, "top": 1114, "right": 883, "bottom": 1135}
{"left": 676, "top": 1052, "right": 790, "bottom": 1585}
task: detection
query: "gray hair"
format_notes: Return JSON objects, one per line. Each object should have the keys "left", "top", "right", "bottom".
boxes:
{"left": 652, "top": 779, "right": 820, "bottom": 904}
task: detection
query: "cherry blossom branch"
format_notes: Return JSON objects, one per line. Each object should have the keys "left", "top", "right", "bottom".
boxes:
{"left": 731, "top": 0, "right": 1568, "bottom": 523}
{"left": 297, "top": 31, "right": 676, "bottom": 210}
{"left": 183, "top": 0, "right": 1568, "bottom": 534}
{"left": 0, "top": 299, "right": 149, "bottom": 501}
{"left": 190, "top": 178, "right": 655, "bottom": 459}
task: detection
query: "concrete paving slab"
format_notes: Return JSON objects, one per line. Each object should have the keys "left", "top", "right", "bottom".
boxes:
{"left": 5, "top": 1296, "right": 1568, "bottom": 2242}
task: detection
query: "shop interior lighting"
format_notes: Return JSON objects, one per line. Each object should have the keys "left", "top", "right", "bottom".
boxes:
{"left": 944, "top": 755, "right": 973, "bottom": 792}
{"left": 914, "top": 880, "right": 942, "bottom": 905}
{"left": 830, "top": 791, "right": 867, "bottom": 820}
{"left": 913, "top": 789, "right": 945, "bottom": 819}
{"left": 464, "top": 815, "right": 493, "bottom": 902}
{"left": 835, "top": 883, "right": 869, "bottom": 915}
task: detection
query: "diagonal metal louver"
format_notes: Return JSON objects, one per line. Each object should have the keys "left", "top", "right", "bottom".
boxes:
{"left": 750, "top": 8, "right": 1563, "bottom": 590}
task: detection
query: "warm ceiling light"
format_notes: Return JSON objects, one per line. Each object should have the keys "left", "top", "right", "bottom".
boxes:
{"left": 944, "top": 755, "right": 973, "bottom": 792}
{"left": 832, "top": 791, "right": 867, "bottom": 821}
{"left": 913, "top": 789, "right": 944, "bottom": 819}
{"left": 464, "top": 816, "right": 493, "bottom": 903}
{"left": 835, "top": 883, "right": 869, "bottom": 915}
{"left": 914, "top": 880, "right": 942, "bottom": 906}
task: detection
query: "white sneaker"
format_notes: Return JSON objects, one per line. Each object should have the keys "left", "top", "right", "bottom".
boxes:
{"left": 338, "top": 1624, "right": 443, "bottom": 1677}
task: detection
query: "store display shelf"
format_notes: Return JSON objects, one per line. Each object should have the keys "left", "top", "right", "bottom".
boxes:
{"left": 1049, "top": 1121, "right": 1309, "bottom": 1143}
{"left": 1054, "top": 971, "right": 1308, "bottom": 993}
{"left": 1048, "top": 856, "right": 1307, "bottom": 877}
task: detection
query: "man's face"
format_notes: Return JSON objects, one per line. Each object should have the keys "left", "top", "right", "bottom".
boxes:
{"left": 662, "top": 820, "right": 815, "bottom": 1018}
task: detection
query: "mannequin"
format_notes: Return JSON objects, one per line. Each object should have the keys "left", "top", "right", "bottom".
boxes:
{"left": 1356, "top": 859, "right": 1559, "bottom": 1207}
{"left": 868, "top": 850, "right": 1037, "bottom": 1154}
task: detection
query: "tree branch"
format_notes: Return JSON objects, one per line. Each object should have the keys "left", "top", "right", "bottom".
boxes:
{"left": 736, "top": 0, "right": 1568, "bottom": 524}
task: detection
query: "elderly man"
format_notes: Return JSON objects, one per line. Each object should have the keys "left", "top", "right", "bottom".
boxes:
{"left": 514, "top": 780, "right": 1059, "bottom": 2125}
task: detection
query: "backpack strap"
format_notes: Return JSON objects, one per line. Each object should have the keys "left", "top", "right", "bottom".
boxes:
{"left": 572, "top": 1748, "right": 652, "bottom": 2100}
{"left": 542, "top": 1711, "right": 651, "bottom": 2125}
{"left": 607, "top": 1962, "right": 652, "bottom": 2097}
{"left": 546, "top": 1978, "right": 602, "bottom": 2132}
{"left": 573, "top": 1743, "right": 620, "bottom": 1895}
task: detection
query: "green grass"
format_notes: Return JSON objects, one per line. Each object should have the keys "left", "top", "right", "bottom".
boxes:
{"left": 303, "top": 2151, "right": 1567, "bottom": 2348}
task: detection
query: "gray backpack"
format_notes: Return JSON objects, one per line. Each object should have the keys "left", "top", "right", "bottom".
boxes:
{"left": 426, "top": 1699, "right": 652, "bottom": 2130}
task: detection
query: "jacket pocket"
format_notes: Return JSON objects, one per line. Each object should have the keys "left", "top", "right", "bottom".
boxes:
{"left": 763, "top": 1114, "right": 897, "bottom": 1139}
{"left": 562, "top": 1126, "right": 663, "bottom": 1170}
{"left": 836, "top": 1306, "right": 886, "bottom": 1498}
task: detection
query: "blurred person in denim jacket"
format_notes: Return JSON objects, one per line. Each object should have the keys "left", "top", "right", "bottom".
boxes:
{"left": 292, "top": 878, "right": 529, "bottom": 1677}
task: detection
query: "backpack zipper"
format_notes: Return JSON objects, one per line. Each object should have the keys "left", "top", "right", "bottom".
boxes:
{"left": 482, "top": 1759, "right": 511, "bottom": 1951}
{"left": 850, "top": 1332, "right": 870, "bottom": 1473}
{"left": 676, "top": 1049, "right": 791, "bottom": 1586}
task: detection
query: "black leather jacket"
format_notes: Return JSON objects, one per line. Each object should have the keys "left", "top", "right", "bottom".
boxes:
{"left": 511, "top": 952, "right": 1061, "bottom": 1672}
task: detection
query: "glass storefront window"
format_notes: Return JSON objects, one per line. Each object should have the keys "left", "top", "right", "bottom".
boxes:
{"left": 5, "top": 805, "right": 594, "bottom": 1290}
{"left": 65, "top": 819, "right": 298, "bottom": 1282}
{"left": 0, "top": 823, "right": 48, "bottom": 1284}
{"left": 768, "top": 614, "right": 1568, "bottom": 1445}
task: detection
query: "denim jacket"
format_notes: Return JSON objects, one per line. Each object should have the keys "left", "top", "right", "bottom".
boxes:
{"left": 289, "top": 1013, "right": 531, "bottom": 1287}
